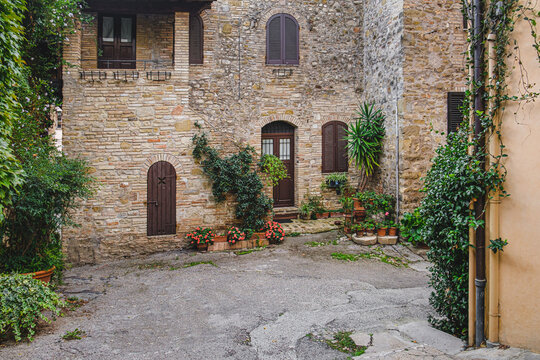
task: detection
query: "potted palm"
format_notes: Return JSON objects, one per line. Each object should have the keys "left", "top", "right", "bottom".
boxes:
{"left": 344, "top": 103, "right": 386, "bottom": 191}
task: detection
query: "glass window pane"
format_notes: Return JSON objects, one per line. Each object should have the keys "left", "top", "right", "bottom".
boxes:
{"left": 279, "top": 139, "right": 290, "bottom": 160}
{"left": 102, "top": 16, "right": 114, "bottom": 42}
{"left": 262, "top": 139, "right": 274, "bottom": 155}
{"left": 121, "top": 17, "right": 132, "bottom": 43}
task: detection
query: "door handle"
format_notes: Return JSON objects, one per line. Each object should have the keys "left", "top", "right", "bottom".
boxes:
{"left": 148, "top": 201, "right": 158, "bottom": 207}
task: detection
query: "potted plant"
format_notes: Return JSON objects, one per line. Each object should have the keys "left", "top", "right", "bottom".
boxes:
{"left": 321, "top": 173, "right": 348, "bottom": 195}
{"left": 264, "top": 221, "right": 285, "bottom": 244}
{"left": 227, "top": 227, "right": 246, "bottom": 244}
{"left": 344, "top": 103, "right": 385, "bottom": 191}
{"left": 387, "top": 221, "right": 398, "bottom": 236}
{"left": 186, "top": 227, "right": 216, "bottom": 251}
{"left": 377, "top": 223, "right": 388, "bottom": 237}
{"left": 299, "top": 203, "right": 312, "bottom": 220}
{"left": 352, "top": 223, "right": 365, "bottom": 236}
{"left": 365, "top": 221, "right": 376, "bottom": 236}
{"left": 214, "top": 232, "right": 228, "bottom": 243}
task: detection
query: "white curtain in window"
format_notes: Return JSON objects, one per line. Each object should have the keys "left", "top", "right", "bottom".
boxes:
{"left": 102, "top": 17, "right": 114, "bottom": 42}
{"left": 121, "top": 17, "right": 132, "bottom": 43}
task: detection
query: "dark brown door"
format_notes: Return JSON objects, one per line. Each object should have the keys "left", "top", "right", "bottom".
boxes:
{"left": 262, "top": 122, "right": 295, "bottom": 207}
{"left": 147, "top": 161, "right": 176, "bottom": 236}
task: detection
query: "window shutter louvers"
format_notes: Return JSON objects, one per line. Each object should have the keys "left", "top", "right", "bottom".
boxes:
{"left": 189, "top": 14, "right": 203, "bottom": 65}
{"left": 447, "top": 92, "right": 465, "bottom": 133}
{"left": 267, "top": 16, "right": 282, "bottom": 63}
{"left": 336, "top": 123, "right": 349, "bottom": 172}
{"left": 322, "top": 123, "right": 336, "bottom": 173}
{"left": 284, "top": 16, "right": 298, "bottom": 64}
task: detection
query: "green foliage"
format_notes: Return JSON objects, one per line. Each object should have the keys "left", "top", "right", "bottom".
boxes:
{"left": 0, "top": 0, "right": 26, "bottom": 219}
{"left": 259, "top": 154, "right": 289, "bottom": 186}
{"left": 263, "top": 221, "right": 285, "bottom": 244}
{"left": 324, "top": 331, "right": 367, "bottom": 356}
{"left": 62, "top": 328, "right": 85, "bottom": 341}
{"left": 345, "top": 103, "right": 385, "bottom": 176}
{"left": 227, "top": 226, "right": 246, "bottom": 244}
{"left": 488, "top": 238, "right": 508, "bottom": 254}
{"left": 0, "top": 274, "right": 65, "bottom": 342}
{"left": 183, "top": 261, "right": 217, "bottom": 268}
{"left": 186, "top": 227, "right": 216, "bottom": 246}
{"left": 0, "top": 142, "right": 95, "bottom": 274}
{"left": 400, "top": 209, "right": 425, "bottom": 246}
{"left": 299, "top": 193, "right": 325, "bottom": 219}
{"left": 320, "top": 172, "right": 348, "bottom": 192}
{"left": 192, "top": 133, "right": 273, "bottom": 230}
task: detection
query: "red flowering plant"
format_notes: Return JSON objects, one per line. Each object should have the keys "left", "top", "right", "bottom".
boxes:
{"left": 262, "top": 221, "right": 285, "bottom": 244}
{"left": 186, "top": 227, "right": 216, "bottom": 247}
{"left": 227, "top": 227, "right": 245, "bottom": 244}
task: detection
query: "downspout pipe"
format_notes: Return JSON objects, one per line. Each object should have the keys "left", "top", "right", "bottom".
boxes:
{"left": 473, "top": 0, "right": 487, "bottom": 348}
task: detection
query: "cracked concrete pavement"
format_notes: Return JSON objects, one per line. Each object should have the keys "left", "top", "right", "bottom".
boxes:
{"left": 1, "top": 231, "right": 536, "bottom": 359}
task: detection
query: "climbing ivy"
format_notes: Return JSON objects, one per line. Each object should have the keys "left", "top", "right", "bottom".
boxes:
{"left": 403, "top": 0, "right": 540, "bottom": 339}
{"left": 192, "top": 133, "right": 273, "bottom": 231}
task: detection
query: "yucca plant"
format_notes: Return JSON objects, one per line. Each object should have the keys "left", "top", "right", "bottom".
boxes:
{"left": 344, "top": 103, "right": 386, "bottom": 190}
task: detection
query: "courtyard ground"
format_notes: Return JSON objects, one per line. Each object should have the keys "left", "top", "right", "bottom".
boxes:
{"left": 1, "top": 231, "right": 538, "bottom": 359}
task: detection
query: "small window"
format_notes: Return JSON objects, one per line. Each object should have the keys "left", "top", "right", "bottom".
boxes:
{"left": 322, "top": 121, "right": 348, "bottom": 173}
{"left": 98, "top": 14, "right": 136, "bottom": 69}
{"left": 447, "top": 92, "right": 466, "bottom": 133}
{"left": 266, "top": 14, "right": 299, "bottom": 65}
{"left": 189, "top": 14, "right": 204, "bottom": 65}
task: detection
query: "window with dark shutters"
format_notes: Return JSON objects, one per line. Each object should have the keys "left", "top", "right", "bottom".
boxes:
{"left": 189, "top": 14, "right": 204, "bottom": 65}
{"left": 322, "top": 121, "right": 349, "bottom": 173}
{"left": 98, "top": 14, "right": 136, "bottom": 69}
{"left": 266, "top": 14, "right": 299, "bottom": 65}
{"left": 447, "top": 92, "right": 466, "bottom": 134}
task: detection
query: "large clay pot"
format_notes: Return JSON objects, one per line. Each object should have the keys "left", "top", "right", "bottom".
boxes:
{"left": 377, "top": 227, "right": 388, "bottom": 237}
{"left": 23, "top": 266, "right": 56, "bottom": 284}
{"left": 388, "top": 227, "right": 398, "bottom": 236}
{"left": 196, "top": 243, "right": 208, "bottom": 252}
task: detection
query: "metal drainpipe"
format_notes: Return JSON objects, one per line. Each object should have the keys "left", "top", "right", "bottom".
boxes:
{"left": 395, "top": 96, "right": 400, "bottom": 220}
{"left": 473, "top": 0, "right": 487, "bottom": 348}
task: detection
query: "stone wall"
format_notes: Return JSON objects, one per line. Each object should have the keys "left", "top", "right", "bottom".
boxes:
{"left": 400, "top": 0, "right": 468, "bottom": 212}
{"left": 63, "top": 0, "right": 364, "bottom": 263}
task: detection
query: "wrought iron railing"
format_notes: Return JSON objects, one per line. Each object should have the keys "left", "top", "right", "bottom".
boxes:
{"left": 80, "top": 59, "right": 173, "bottom": 70}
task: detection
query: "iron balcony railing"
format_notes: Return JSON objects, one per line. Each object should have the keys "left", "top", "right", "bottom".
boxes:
{"left": 80, "top": 59, "right": 173, "bottom": 70}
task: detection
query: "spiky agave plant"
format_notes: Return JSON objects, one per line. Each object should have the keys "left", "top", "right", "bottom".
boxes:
{"left": 345, "top": 103, "right": 385, "bottom": 190}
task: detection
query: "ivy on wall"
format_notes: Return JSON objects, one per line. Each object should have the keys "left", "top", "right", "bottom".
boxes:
{"left": 403, "top": 0, "right": 540, "bottom": 339}
{"left": 192, "top": 132, "right": 273, "bottom": 231}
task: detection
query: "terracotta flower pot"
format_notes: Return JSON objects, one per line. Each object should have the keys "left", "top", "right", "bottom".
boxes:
{"left": 214, "top": 235, "right": 227, "bottom": 243}
{"left": 388, "top": 227, "right": 398, "bottom": 236}
{"left": 196, "top": 243, "right": 208, "bottom": 252}
{"left": 23, "top": 266, "right": 56, "bottom": 284}
{"left": 353, "top": 199, "right": 363, "bottom": 211}
{"left": 377, "top": 228, "right": 388, "bottom": 237}
{"left": 252, "top": 232, "right": 266, "bottom": 240}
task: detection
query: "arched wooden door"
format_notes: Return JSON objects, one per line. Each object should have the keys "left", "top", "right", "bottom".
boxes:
{"left": 147, "top": 161, "right": 176, "bottom": 236}
{"left": 262, "top": 121, "right": 295, "bottom": 207}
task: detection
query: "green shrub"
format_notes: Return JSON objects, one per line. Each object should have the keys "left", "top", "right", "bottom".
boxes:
{"left": 259, "top": 154, "right": 289, "bottom": 186}
{"left": 400, "top": 209, "right": 425, "bottom": 246}
{"left": 0, "top": 145, "right": 95, "bottom": 274}
{"left": 0, "top": 274, "right": 65, "bottom": 342}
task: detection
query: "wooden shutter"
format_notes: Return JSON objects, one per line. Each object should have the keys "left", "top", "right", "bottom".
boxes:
{"left": 336, "top": 122, "right": 349, "bottom": 172}
{"left": 147, "top": 161, "right": 176, "bottom": 236}
{"left": 189, "top": 14, "right": 203, "bottom": 65}
{"left": 267, "top": 15, "right": 282, "bottom": 64}
{"left": 448, "top": 92, "right": 465, "bottom": 134}
{"left": 322, "top": 123, "right": 336, "bottom": 173}
{"left": 284, "top": 15, "right": 299, "bottom": 64}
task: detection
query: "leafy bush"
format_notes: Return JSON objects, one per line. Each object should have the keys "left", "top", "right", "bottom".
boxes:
{"left": 0, "top": 274, "right": 65, "bottom": 342}
{"left": 0, "top": 143, "right": 95, "bottom": 274}
{"left": 227, "top": 227, "right": 246, "bottom": 244}
{"left": 400, "top": 209, "right": 425, "bottom": 246}
{"left": 192, "top": 132, "right": 273, "bottom": 230}
{"left": 416, "top": 127, "right": 502, "bottom": 338}
{"left": 261, "top": 221, "right": 285, "bottom": 244}
{"left": 259, "top": 154, "right": 289, "bottom": 186}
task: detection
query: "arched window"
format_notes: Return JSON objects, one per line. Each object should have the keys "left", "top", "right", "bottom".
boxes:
{"left": 147, "top": 161, "right": 176, "bottom": 236}
{"left": 322, "top": 121, "right": 348, "bottom": 173}
{"left": 266, "top": 13, "right": 299, "bottom": 65}
{"left": 189, "top": 14, "right": 204, "bottom": 65}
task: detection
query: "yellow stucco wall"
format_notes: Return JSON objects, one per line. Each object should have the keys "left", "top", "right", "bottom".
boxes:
{"left": 495, "top": 3, "right": 540, "bottom": 351}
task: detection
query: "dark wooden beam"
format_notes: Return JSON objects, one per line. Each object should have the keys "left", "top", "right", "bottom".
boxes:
{"left": 86, "top": 0, "right": 214, "bottom": 14}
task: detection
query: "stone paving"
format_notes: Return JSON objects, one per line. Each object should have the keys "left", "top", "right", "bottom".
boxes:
{"left": 1, "top": 231, "right": 538, "bottom": 359}
{"left": 281, "top": 217, "right": 344, "bottom": 235}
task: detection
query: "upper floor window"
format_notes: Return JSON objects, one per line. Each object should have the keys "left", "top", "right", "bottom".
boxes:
{"left": 98, "top": 14, "right": 136, "bottom": 69}
{"left": 266, "top": 13, "right": 299, "bottom": 65}
{"left": 447, "top": 92, "right": 465, "bottom": 134}
{"left": 189, "top": 14, "right": 204, "bottom": 65}
{"left": 322, "top": 121, "right": 349, "bottom": 173}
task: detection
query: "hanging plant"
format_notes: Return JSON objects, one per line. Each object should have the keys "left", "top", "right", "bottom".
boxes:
{"left": 259, "top": 154, "right": 289, "bottom": 186}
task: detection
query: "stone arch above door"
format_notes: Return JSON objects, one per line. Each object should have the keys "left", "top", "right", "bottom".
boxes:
{"left": 141, "top": 154, "right": 181, "bottom": 177}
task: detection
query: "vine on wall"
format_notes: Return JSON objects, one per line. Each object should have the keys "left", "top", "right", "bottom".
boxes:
{"left": 404, "top": 0, "right": 540, "bottom": 338}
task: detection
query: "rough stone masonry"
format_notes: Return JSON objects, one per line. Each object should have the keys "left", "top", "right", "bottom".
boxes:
{"left": 62, "top": 0, "right": 466, "bottom": 263}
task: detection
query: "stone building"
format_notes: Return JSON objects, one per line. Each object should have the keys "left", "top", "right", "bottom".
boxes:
{"left": 62, "top": 0, "right": 466, "bottom": 263}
